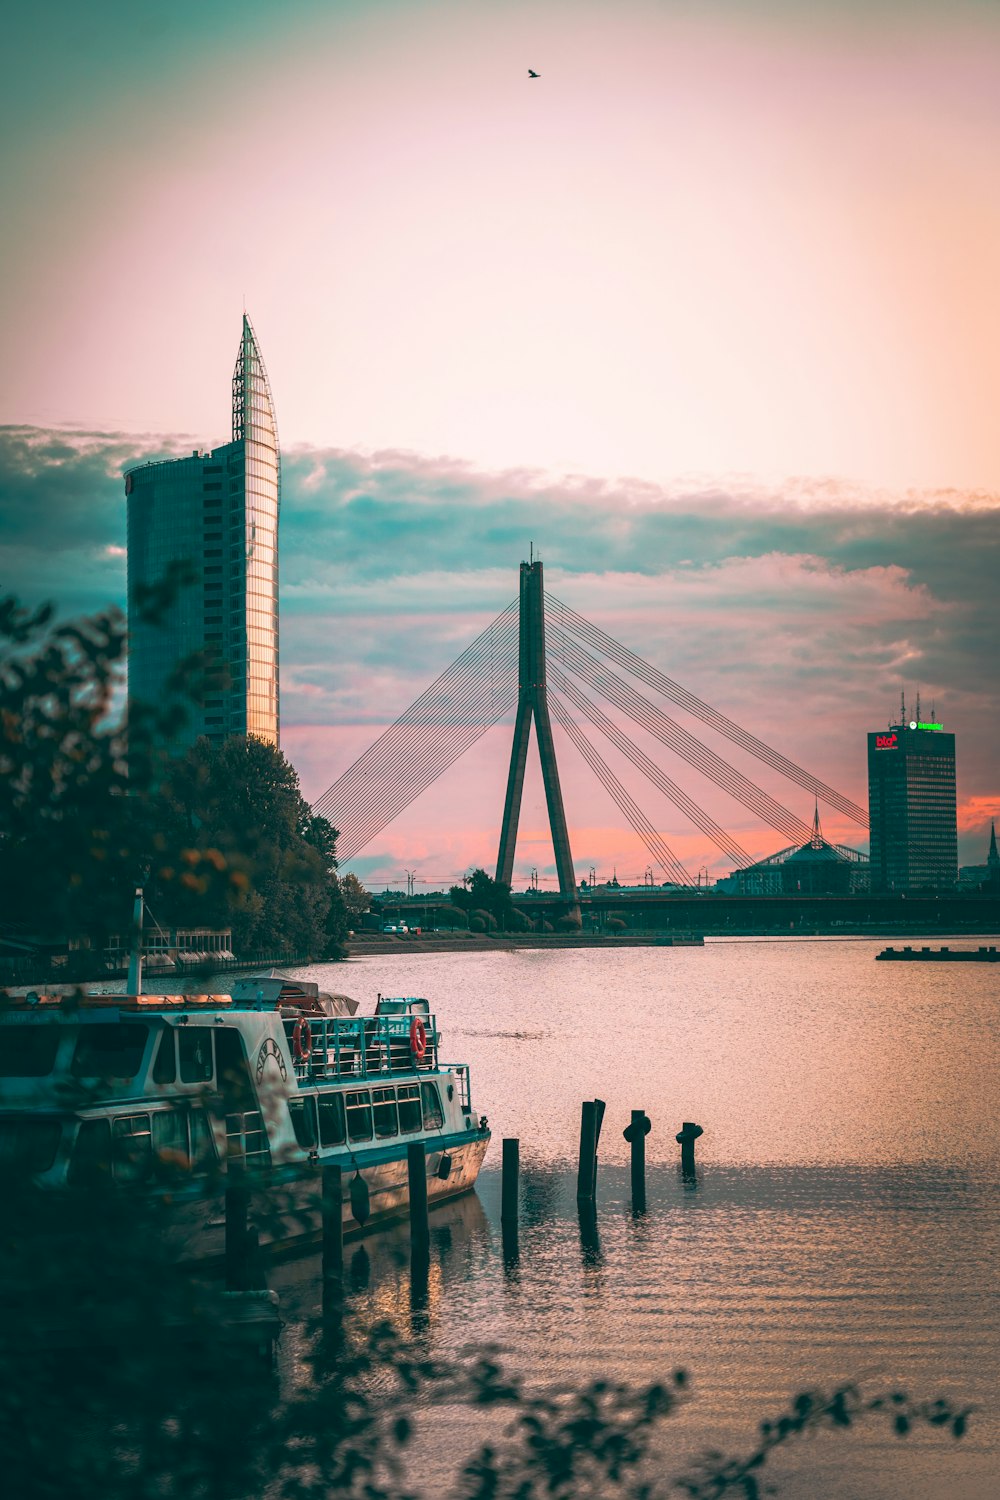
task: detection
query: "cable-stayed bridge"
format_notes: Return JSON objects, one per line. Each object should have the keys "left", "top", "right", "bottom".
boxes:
{"left": 312, "top": 560, "right": 867, "bottom": 893}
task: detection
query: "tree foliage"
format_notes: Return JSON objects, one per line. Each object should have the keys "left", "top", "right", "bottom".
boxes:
{"left": 152, "top": 734, "right": 346, "bottom": 958}
{"left": 339, "top": 872, "right": 371, "bottom": 922}
{"left": 0, "top": 592, "right": 345, "bottom": 965}
{"left": 450, "top": 869, "right": 514, "bottom": 923}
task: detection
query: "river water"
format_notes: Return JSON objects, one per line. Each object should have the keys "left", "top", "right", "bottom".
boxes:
{"left": 274, "top": 938, "right": 998, "bottom": 1498}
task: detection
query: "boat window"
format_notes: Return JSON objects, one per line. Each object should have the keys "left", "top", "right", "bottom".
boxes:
{"left": 112, "top": 1113, "right": 152, "bottom": 1184}
{"left": 420, "top": 1082, "right": 444, "bottom": 1131}
{"left": 0, "top": 1026, "right": 60, "bottom": 1077}
{"left": 372, "top": 1086, "right": 398, "bottom": 1138}
{"left": 288, "top": 1095, "right": 318, "bottom": 1150}
{"left": 345, "top": 1090, "right": 372, "bottom": 1142}
{"left": 68, "top": 1118, "right": 111, "bottom": 1186}
{"left": 215, "top": 1029, "right": 254, "bottom": 1110}
{"left": 72, "top": 1023, "right": 148, "bottom": 1080}
{"left": 397, "top": 1084, "right": 421, "bottom": 1134}
{"left": 152, "top": 1030, "right": 177, "bottom": 1084}
{"left": 151, "top": 1109, "right": 188, "bottom": 1176}
{"left": 189, "top": 1108, "right": 218, "bottom": 1175}
{"left": 318, "top": 1092, "right": 346, "bottom": 1147}
{"left": 0, "top": 1114, "right": 62, "bottom": 1173}
{"left": 178, "top": 1027, "right": 214, "bottom": 1084}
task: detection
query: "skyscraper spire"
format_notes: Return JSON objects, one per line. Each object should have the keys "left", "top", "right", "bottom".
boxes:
{"left": 124, "top": 311, "right": 281, "bottom": 751}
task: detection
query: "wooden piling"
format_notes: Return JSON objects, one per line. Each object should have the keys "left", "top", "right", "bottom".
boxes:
{"left": 501, "top": 1137, "right": 520, "bottom": 1263}
{"left": 576, "top": 1099, "right": 606, "bottom": 1202}
{"left": 676, "top": 1121, "right": 704, "bottom": 1180}
{"left": 501, "top": 1138, "right": 520, "bottom": 1227}
{"left": 322, "top": 1163, "right": 344, "bottom": 1299}
{"left": 407, "top": 1141, "right": 430, "bottom": 1260}
{"left": 623, "top": 1109, "right": 650, "bottom": 1213}
{"left": 225, "top": 1163, "right": 250, "bottom": 1292}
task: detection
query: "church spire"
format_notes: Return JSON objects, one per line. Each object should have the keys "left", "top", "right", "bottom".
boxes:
{"left": 989, "top": 820, "right": 999, "bottom": 868}
{"left": 811, "top": 799, "right": 824, "bottom": 847}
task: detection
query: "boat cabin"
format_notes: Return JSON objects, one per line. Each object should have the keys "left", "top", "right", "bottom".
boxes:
{"left": 0, "top": 985, "right": 481, "bottom": 1194}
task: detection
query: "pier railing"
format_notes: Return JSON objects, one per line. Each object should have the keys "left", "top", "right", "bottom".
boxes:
{"left": 283, "top": 1013, "right": 440, "bottom": 1083}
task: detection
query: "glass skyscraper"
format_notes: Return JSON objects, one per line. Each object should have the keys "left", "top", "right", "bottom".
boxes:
{"left": 125, "top": 315, "right": 280, "bottom": 749}
{"left": 867, "top": 718, "right": 957, "bottom": 890}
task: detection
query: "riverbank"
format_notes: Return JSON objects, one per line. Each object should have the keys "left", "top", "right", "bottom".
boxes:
{"left": 345, "top": 931, "right": 705, "bottom": 956}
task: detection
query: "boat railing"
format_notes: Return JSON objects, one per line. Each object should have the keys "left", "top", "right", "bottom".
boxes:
{"left": 283, "top": 1013, "right": 440, "bottom": 1084}
{"left": 453, "top": 1063, "right": 471, "bottom": 1113}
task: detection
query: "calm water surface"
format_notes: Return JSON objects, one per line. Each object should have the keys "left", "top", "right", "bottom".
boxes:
{"left": 276, "top": 939, "right": 998, "bottom": 1498}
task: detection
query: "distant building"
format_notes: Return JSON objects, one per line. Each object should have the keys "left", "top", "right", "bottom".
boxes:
{"left": 125, "top": 314, "right": 280, "bottom": 749}
{"left": 720, "top": 808, "right": 870, "bottom": 895}
{"left": 958, "top": 821, "right": 1000, "bottom": 891}
{"left": 867, "top": 712, "right": 957, "bottom": 891}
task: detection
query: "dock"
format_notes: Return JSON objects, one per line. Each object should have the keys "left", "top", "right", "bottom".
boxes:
{"left": 876, "top": 945, "right": 999, "bottom": 962}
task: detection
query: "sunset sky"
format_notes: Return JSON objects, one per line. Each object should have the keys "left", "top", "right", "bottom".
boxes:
{"left": 2, "top": 0, "right": 998, "bottom": 885}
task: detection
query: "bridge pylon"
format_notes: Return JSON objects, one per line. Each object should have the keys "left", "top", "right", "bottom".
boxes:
{"left": 495, "top": 560, "right": 577, "bottom": 897}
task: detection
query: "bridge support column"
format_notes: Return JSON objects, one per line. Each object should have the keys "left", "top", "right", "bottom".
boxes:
{"left": 496, "top": 561, "right": 577, "bottom": 898}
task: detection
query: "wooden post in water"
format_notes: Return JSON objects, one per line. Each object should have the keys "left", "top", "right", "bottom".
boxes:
{"left": 322, "top": 1163, "right": 344, "bottom": 1301}
{"left": 576, "top": 1099, "right": 606, "bottom": 1202}
{"left": 501, "top": 1138, "right": 520, "bottom": 1227}
{"left": 407, "top": 1141, "right": 430, "bottom": 1261}
{"left": 623, "top": 1110, "right": 651, "bottom": 1213}
{"left": 501, "top": 1137, "right": 520, "bottom": 1261}
{"left": 676, "top": 1121, "right": 703, "bottom": 1180}
{"left": 225, "top": 1162, "right": 250, "bottom": 1292}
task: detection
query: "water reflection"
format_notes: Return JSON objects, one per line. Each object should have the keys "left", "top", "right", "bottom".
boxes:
{"left": 349, "top": 1244, "right": 371, "bottom": 1293}
{"left": 273, "top": 941, "right": 1000, "bottom": 1498}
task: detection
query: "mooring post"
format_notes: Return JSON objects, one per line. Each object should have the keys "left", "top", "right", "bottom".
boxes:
{"left": 623, "top": 1109, "right": 651, "bottom": 1213}
{"left": 676, "top": 1121, "right": 703, "bottom": 1180}
{"left": 501, "top": 1137, "right": 520, "bottom": 1262}
{"left": 407, "top": 1141, "right": 430, "bottom": 1261}
{"left": 501, "top": 1137, "right": 520, "bottom": 1227}
{"left": 225, "top": 1162, "right": 250, "bottom": 1292}
{"left": 322, "top": 1162, "right": 344, "bottom": 1301}
{"left": 576, "top": 1098, "right": 606, "bottom": 1202}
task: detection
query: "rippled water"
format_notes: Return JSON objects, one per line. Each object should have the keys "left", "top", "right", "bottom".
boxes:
{"left": 278, "top": 939, "right": 998, "bottom": 1498}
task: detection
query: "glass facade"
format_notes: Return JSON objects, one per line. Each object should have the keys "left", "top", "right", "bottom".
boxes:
{"left": 125, "top": 315, "right": 280, "bottom": 750}
{"left": 868, "top": 724, "right": 957, "bottom": 890}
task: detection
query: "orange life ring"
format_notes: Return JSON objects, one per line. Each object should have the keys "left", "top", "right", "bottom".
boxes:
{"left": 292, "top": 1019, "right": 313, "bottom": 1062}
{"left": 409, "top": 1017, "right": 428, "bottom": 1061}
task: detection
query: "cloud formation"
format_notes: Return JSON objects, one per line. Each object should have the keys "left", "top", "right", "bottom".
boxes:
{"left": 1, "top": 425, "right": 997, "bottom": 878}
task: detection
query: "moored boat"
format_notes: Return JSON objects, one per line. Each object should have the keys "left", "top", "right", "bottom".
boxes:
{"left": 0, "top": 973, "right": 491, "bottom": 1262}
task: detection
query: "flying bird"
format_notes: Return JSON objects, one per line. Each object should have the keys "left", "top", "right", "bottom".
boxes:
{"left": 528, "top": 69, "right": 539, "bottom": 78}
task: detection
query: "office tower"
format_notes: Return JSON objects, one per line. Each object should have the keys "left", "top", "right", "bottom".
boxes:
{"left": 867, "top": 712, "right": 957, "bottom": 890}
{"left": 125, "top": 314, "right": 280, "bottom": 749}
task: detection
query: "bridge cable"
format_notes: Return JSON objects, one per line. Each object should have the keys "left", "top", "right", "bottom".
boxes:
{"left": 313, "top": 602, "right": 517, "bottom": 821}
{"left": 315, "top": 604, "right": 520, "bottom": 862}
{"left": 325, "top": 615, "right": 519, "bottom": 842}
{"left": 549, "top": 664, "right": 752, "bottom": 866}
{"left": 314, "top": 599, "right": 517, "bottom": 819}
{"left": 323, "top": 617, "right": 518, "bottom": 832}
{"left": 549, "top": 691, "right": 694, "bottom": 885}
{"left": 546, "top": 592, "right": 868, "bottom": 826}
{"left": 548, "top": 622, "right": 813, "bottom": 847}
